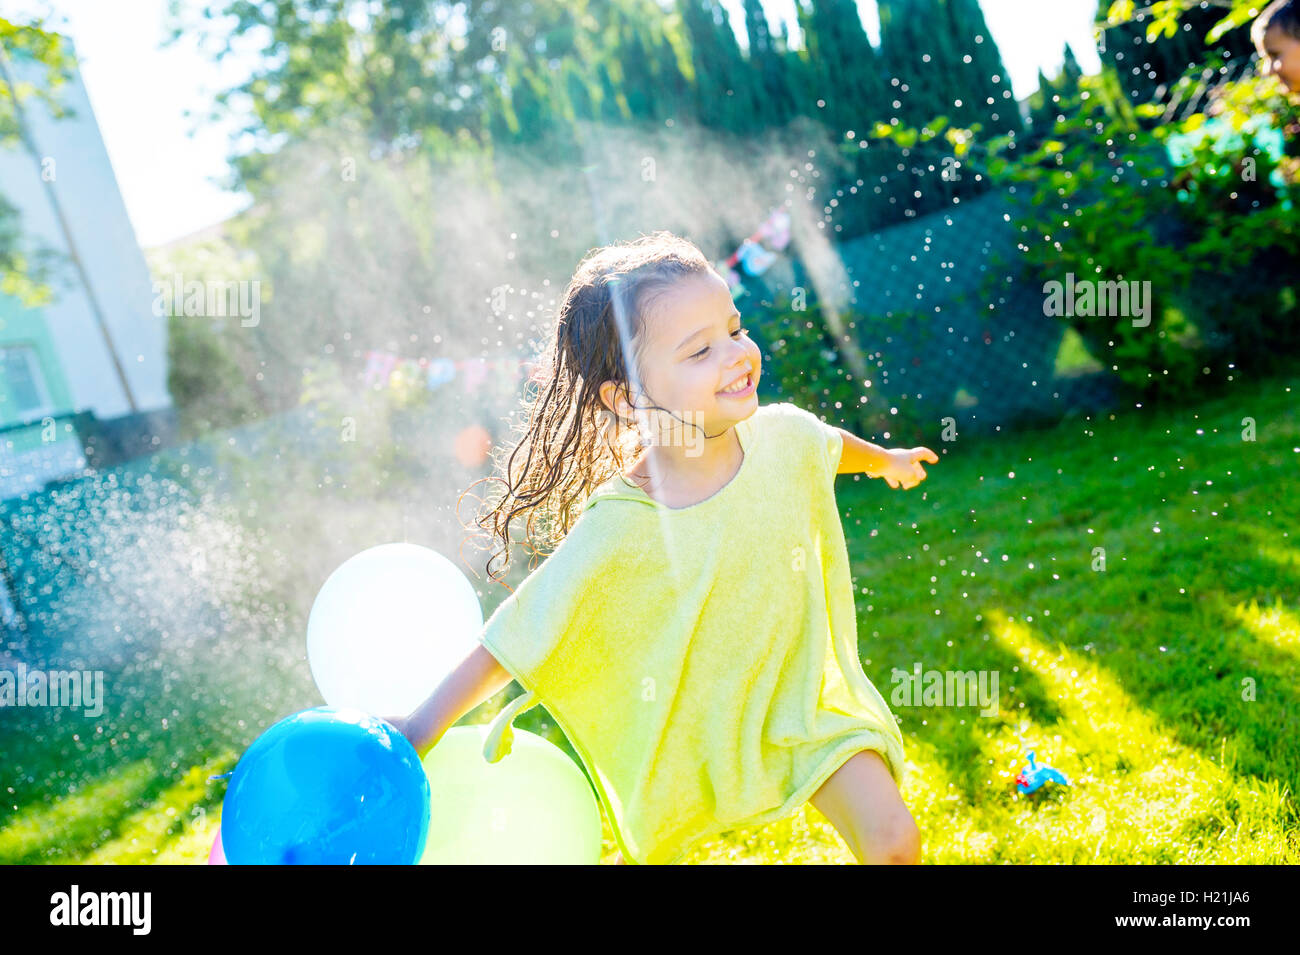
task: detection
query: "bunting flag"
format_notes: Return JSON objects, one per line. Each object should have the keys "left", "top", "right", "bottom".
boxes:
{"left": 361, "top": 351, "right": 541, "bottom": 393}
{"left": 736, "top": 240, "right": 777, "bottom": 277}
{"left": 718, "top": 262, "right": 744, "bottom": 295}
{"left": 755, "top": 207, "right": 791, "bottom": 251}
{"left": 716, "top": 207, "right": 793, "bottom": 298}
{"left": 361, "top": 351, "right": 400, "bottom": 388}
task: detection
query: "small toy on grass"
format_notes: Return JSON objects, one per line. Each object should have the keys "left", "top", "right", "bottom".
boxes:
{"left": 1014, "top": 750, "right": 1071, "bottom": 795}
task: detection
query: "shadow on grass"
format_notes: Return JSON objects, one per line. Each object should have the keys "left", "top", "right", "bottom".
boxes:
{"left": 837, "top": 367, "right": 1300, "bottom": 854}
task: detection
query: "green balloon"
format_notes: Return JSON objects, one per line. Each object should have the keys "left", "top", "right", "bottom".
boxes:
{"left": 420, "top": 725, "right": 603, "bottom": 864}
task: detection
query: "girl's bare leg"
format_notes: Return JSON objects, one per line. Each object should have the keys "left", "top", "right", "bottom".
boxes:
{"left": 808, "top": 749, "right": 922, "bottom": 864}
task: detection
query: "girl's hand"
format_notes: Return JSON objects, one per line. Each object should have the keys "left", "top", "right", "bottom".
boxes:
{"left": 879, "top": 447, "right": 938, "bottom": 490}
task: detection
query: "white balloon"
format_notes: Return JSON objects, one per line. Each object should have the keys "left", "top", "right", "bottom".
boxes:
{"left": 307, "top": 543, "right": 483, "bottom": 717}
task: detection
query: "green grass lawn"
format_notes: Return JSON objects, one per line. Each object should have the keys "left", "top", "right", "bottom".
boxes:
{"left": 3, "top": 369, "right": 1297, "bottom": 864}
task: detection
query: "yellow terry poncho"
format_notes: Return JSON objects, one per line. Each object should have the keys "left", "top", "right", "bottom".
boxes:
{"left": 477, "top": 401, "right": 907, "bottom": 864}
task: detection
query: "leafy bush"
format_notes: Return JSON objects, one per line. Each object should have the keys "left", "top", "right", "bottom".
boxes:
{"left": 165, "top": 312, "right": 264, "bottom": 439}
{"left": 1156, "top": 78, "right": 1300, "bottom": 366}
{"left": 147, "top": 235, "right": 266, "bottom": 440}
{"left": 750, "top": 289, "right": 936, "bottom": 443}
{"left": 983, "top": 67, "right": 1300, "bottom": 401}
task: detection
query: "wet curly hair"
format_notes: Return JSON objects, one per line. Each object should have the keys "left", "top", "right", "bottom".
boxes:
{"left": 461, "top": 230, "right": 718, "bottom": 588}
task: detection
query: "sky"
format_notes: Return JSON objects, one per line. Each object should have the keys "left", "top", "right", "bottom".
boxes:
{"left": 6, "top": 0, "right": 1104, "bottom": 249}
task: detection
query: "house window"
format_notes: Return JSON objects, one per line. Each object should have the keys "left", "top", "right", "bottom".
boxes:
{"left": 0, "top": 345, "right": 53, "bottom": 423}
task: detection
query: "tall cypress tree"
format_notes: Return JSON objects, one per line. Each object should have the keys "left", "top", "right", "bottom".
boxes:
{"left": 505, "top": 57, "right": 550, "bottom": 142}
{"left": 618, "top": 12, "right": 658, "bottom": 119}
{"left": 678, "top": 0, "right": 763, "bottom": 132}
{"left": 878, "top": 0, "right": 951, "bottom": 128}
{"left": 879, "top": 0, "right": 1020, "bottom": 136}
{"left": 1026, "top": 66, "right": 1059, "bottom": 141}
{"left": 563, "top": 58, "right": 597, "bottom": 122}
{"left": 596, "top": 61, "right": 626, "bottom": 123}
{"left": 742, "top": 0, "right": 797, "bottom": 128}
{"left": 651, "top": 13, "right": 693, "bottom": 122}
{"left": 796, "top": 0, "right": 889, "bottom": 137}
{"left": 1025, "top": 44, "right": 1086, "bottom": 146}
{"left": 944, "top": 0, "right": 1022, "bottom": 136}
{"left": 791, "top": 0, "right": 904, "bottom": 233}
{"left": 1062, "top": 42, "right": 1084, "bottom": 86}
{"left": 874, "top": 0, "right": 1023, "bottom": 220}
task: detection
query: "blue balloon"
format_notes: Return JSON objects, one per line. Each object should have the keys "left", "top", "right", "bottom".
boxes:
{"left": 221, "top": 707, "right": 430, "bottom": 864}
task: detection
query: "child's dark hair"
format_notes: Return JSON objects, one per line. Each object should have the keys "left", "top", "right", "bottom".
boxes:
{"left": 463, "top": 231, "right": 716, "bottom": 585}
{"left": 1253, "top": 0, "right": 1300, "bottom": 45}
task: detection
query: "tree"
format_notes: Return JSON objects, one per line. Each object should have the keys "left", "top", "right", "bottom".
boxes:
{"left": 1062, "top": 42, "right": 1084, "bottom": 86}
{"left": 797, "top": 0, "right": 889, "bottom": 137}
{"left": 946, "top": 0, "right": 1022, "bottom": 136}
{"left": 878, "top": 0, "right": 952, "bottom": 129}
{"left": 878, "top": 0, "right": 1021, "bottom": 137}
{"left": 742, "top": 0, "right": 797, "bottom": 127}
{"left": 1026, "top": 44, "right": 1087, "bottom": 144}
{"left": 0, "top": 14, "right": 76, "bottom": 306}
{"left": 1095, "top": 0, "right": 1257, "bottom": 106}
{"left": 678, "top": 0, "right": 763, "bottom": 132}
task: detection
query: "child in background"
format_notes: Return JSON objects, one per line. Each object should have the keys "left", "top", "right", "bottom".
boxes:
{"left": 389, "top": 231, "right": 938, "bottom": 865}
{"left": 1254, "top": 0, "right": 1300, "bottom": 95}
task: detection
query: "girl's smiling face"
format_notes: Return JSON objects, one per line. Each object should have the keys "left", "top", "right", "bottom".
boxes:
{"left": 608, "top": 269, "right": 762, "bottom": 449}
{"left": 1259, "top": 24, "right": 1300, "bottom": 92}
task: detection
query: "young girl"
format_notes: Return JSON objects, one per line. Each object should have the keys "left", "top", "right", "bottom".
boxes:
{"left": 390, "top": 231, "right": 938, "bottom": 865}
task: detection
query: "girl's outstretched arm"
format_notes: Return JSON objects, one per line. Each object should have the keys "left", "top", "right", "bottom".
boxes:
{"left": 836, "top": 427, "right": 938, "bottom": 489}
{"left": 834, "top": 428, "right": 892, "bottom": 477}
{"left": 384, "top": 643, "right": 513, "bottom": 759}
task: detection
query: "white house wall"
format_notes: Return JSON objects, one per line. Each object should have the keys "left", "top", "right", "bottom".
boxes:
{"left": 0, "top": 40, "right": 170, "bottom": 420}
